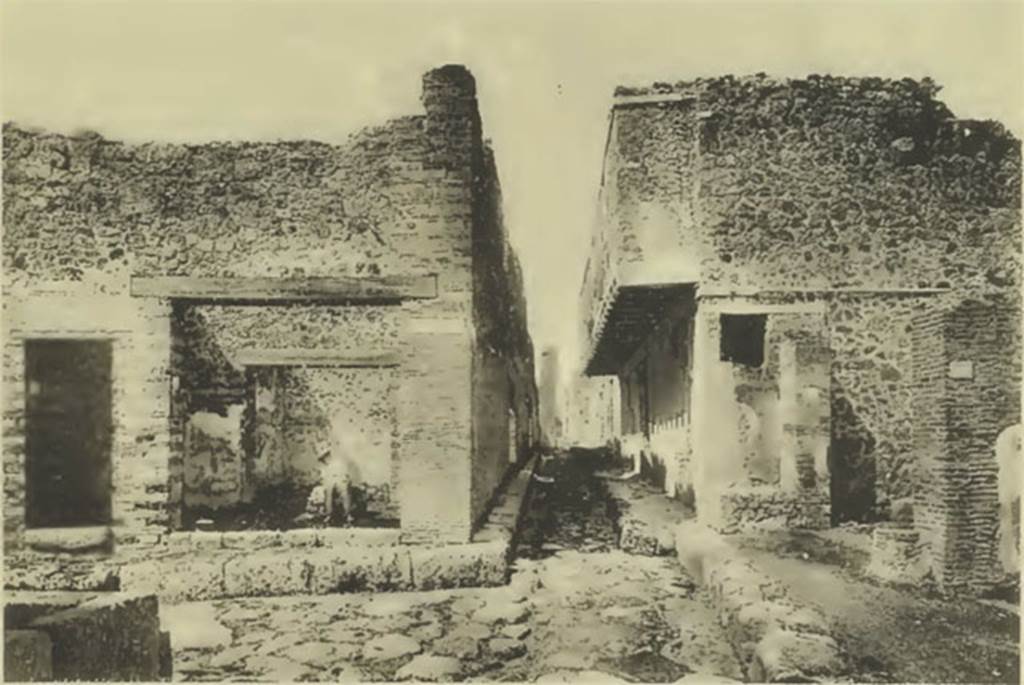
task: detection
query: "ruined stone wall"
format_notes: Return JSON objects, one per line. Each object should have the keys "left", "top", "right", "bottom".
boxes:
{"left": 659, "top": 76, "right": 1022, "bottom": 294}
{"left": 826, "top": 294, "right": 934, "bottom": 521}
{"left": 2, "top": 65, "right": 513, "bottom": 553}
{"left": 2, "top": 116, "right": 474, "bottom": 294}
{"left": 587, "top": 77, "right": 1020, "bottom": 523}
{"left": 911, "top": 297, "right": 1021, "bottom": 593}
{"left": 609, "top": 102, "right": 703, "bottom": 284}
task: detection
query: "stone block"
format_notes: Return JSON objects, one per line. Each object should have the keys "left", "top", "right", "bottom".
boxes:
{"left": 120, "top": 554, "right": 226, "bottom": 602}
{"left": 307, "top": 546, "right": 413, "bottom": 594}
{"left": 395, "top": 654, "right": 463, "bottom": 681}
{"left": 362, "top": 634, "right": 422, "bottom": 661}
{"left": 223, "top": 551, "right": 310, "bottom": 596}
{"left": 163, "top": 531, "right": 223, "bottom": 550}
{"left": 409, "top": 540, "right": 508, "bottom": 590}
{"left": 280, "top": 528, "right": 321, "bottom": 548}
{"left": 732, "top": 600, "right": 829, "bottom": 651}
{"left": 317, "top": 527, "right": 402, "bottom": 548}
{"left": 4, "top": 630, "right": 53, "bottom": 682}
{"left": 867, "top": 525, "right": 927, "bottom": 584}
{"left": 29, "top": 593, "right": 163, "bottom": 681}
{"left": 4, "top": 558, "right": 119, "bottom": 592}
{"left": 748, "top": 629, "right": 845, "bottom": 683}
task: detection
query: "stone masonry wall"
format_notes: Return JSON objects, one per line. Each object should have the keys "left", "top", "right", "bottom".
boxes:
{"left": 827, "top": 293, "right": 933, "bottom": 521}
{"left": 609, "top": 101, "right": 702, "bottom": 284}
{"left": 582, "top": 76, "right": 1021, "bottom": 524}
{"left": 668, "top": 76, "right": 1021, "bottom": 294}
{"left": 2, "top": 65, "right": 522, "bottom": 557}
{"left": 2, "top": 115, "right": 472, "bottom": 294}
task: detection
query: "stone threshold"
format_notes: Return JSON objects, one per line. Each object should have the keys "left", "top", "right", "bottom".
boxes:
{"left": 6, "top": 457, "right": 540, "bottom": 602}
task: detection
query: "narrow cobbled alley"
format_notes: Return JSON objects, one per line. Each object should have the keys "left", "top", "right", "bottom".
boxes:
{"left": 164, "top": 449, "right": 742, "bottom": 683}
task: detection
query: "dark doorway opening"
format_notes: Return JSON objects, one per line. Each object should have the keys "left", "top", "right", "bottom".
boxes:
{"left": 25, "top": 339, "right": 113, "bottom": 528}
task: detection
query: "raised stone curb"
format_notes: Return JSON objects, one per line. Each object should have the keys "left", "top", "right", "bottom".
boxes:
{"left": 674, "top": 520, "right": 849, "bottom": 682}
{"left": 113, "top": 455, "right": 541, "bottom": 601}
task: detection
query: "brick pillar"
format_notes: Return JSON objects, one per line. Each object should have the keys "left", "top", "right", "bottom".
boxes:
{"left": 912, "top": 297, "right": 1021, "bottom": 594}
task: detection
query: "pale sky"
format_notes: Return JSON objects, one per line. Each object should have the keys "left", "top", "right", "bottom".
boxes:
{"left": 3, "top": 0, "right": 1022, "bottom": 379}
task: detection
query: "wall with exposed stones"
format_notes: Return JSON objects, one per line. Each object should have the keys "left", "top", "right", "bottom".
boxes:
{"left": 3, "top": 65, "right": 539, "bottom": 570}
{"left": 603, "top": 76, "right": 1020, "bottom": 295}
{"left": 581, "top": 75, "right": 1021, "bottom": 525}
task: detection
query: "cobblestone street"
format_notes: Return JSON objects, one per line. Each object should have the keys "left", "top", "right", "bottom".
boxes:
{"left": 164, "top": 450, "right": 741, "bottom": 683}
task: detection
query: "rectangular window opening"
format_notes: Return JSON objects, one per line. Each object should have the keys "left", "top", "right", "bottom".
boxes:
{"left": 720, "top": 314, "right": 767, "bottom": 368}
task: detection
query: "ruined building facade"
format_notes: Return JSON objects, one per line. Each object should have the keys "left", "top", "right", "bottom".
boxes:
{"left": 579, "top": 75, "right": 1021, "bottom": 594}
{"left": 3, "top": 66, "right": 539, "bottom": 579}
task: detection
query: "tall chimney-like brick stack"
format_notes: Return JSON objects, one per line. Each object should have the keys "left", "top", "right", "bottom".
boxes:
{"left": 422, "top": 65, "right": 481, "bottom": 171}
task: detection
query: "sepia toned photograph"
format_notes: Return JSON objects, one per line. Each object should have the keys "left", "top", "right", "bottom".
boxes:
{"left": 1, "top": 1, "right": 1021, "bottom": 682}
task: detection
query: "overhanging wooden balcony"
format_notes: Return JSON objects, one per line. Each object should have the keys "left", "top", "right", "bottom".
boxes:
{"left": 585, "top": 283, "right": 694, "bottom": 376}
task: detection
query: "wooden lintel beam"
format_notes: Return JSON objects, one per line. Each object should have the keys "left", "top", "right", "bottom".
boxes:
{"left": 131, "top": 274, "right": 438, "bottom": 302}
{"left": 233, "top": 349, "right": 401, "bottom": 368}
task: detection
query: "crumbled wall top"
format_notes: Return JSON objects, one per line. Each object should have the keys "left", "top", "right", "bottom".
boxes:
{"left": 2, "top": 116, "right": 444, "bottom": 290}
{"left": 605, "top": 73, "right": 1021, "bottom": 293}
